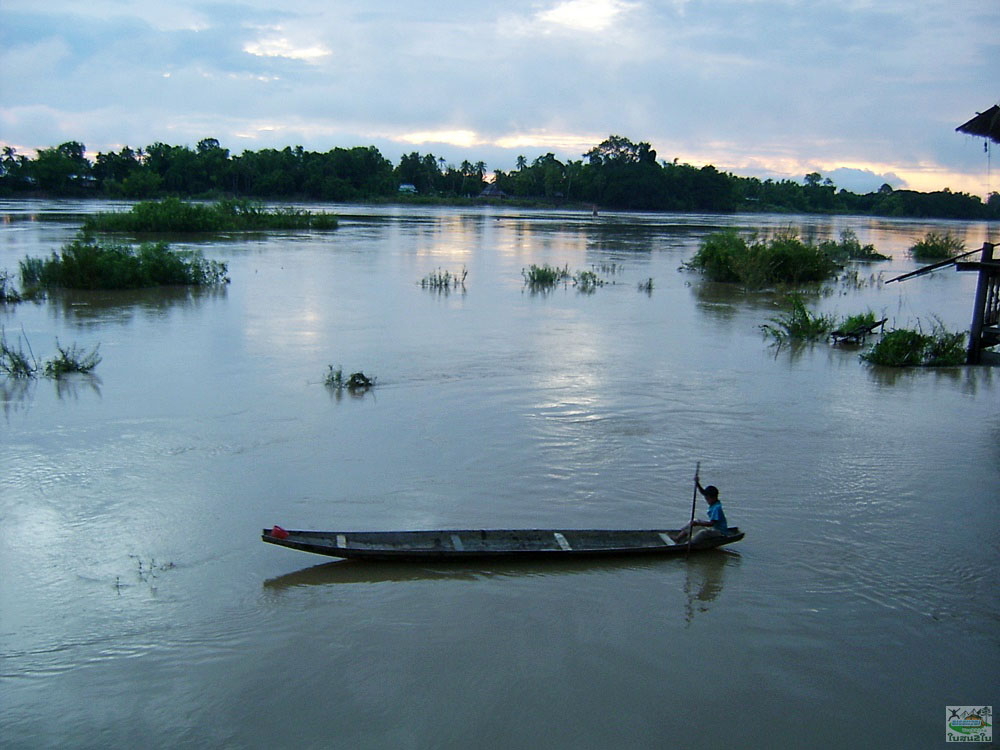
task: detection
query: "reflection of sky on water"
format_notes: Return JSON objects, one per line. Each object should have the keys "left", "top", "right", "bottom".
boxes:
{"left": 1, "top": 203, "right": 997, "bottom": 749}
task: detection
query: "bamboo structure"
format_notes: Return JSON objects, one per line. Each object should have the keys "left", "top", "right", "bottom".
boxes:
{"left": 957, "top": 242, "right": 1000, "bottom": 364}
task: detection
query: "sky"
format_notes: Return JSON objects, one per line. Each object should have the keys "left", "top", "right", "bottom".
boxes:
{"left": 1, "top": 0, "right": 998, "bottom": 195}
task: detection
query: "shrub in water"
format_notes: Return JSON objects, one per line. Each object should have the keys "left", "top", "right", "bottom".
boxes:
{"left": 43, "top": 341, "right": 102, "bottom": 378}
{"left": 820, "top": 230, "right": 889, "bottom": 262}
{"left": 861, "top": 320, "right": 965, "bottom": 367}
{"left": 688, "top": 229, "right": 838, "bottom": 289}
{"left": 909, "top": 232, "right": 965, "bottom": 261}
{"left": 760, "top": 294, "right": 835, "bottom": 343}
{"left": 83, "top": 198, "right": 338, "bottom": 232}
{"left": 20, "top": 235, "right": 228, "bottom": 290}
{"left": 0, "top": 329, "right": 38, "bottom": 378}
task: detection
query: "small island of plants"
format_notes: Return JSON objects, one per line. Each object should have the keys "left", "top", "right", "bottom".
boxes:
{"left": 82, "top": 198, "right": 338, "bottom": 233}
{"left": 687, "top": 229, "right": 889, "bottom": 289}
{"left": 18, "top": 234, "right": 229, "bottom": 292}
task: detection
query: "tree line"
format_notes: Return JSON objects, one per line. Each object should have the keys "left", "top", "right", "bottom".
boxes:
{"left": 2, "top": 135, "right": 997, "bottom": 220}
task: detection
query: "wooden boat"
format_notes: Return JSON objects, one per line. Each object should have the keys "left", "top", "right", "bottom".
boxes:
{"left": 261, "top": 525, "right": 744, "bottom": 561}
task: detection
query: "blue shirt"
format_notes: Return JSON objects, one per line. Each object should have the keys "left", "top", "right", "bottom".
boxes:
{"left": 707, "top": 501, "right": 728, "bottom": 532}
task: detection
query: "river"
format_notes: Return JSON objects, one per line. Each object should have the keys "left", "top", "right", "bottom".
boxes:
{"left": 1, "top": 200, "right": 997, "bottom": 748}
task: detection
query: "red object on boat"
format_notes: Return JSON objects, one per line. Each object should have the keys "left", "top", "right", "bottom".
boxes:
{"left": 270, "top": 525, "right": 289, "bottom": 540}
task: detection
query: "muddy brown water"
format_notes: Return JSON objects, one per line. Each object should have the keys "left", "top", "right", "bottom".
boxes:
{"left": 1, "top": 200, "right": 997, "bottom": 748}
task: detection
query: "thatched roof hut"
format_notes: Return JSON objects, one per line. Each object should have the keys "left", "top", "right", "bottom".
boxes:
{"left": 956, "top": 105, "right": 1000, "bottom": 143}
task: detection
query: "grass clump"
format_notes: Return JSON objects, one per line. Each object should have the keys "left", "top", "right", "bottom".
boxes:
{"left": 760, "top": 294, "right": 836, "bottom": 343}
{"left": 573, "top": 269, "right": 605, "bottom": 292}
{"left": 909, "top": 232, "right": 965, "bottom": 261}
{"left": 0, "top": 329, "right": 38, "bottom": 378}
{"left": 861, "top": 320, "right": 966, "bottom": 367}
{"left": 20, "top": 235, "right": 229, "bottom": 290}
{"left": 820, "top": 230, "right": 889, "bottom": 262}
{"left": 43, "top": 341, "right": 102, "bottom": 378}
{"left": 83, "top": 198, "right": 338, "bottom": 233}
{"left": 687, "top": 229, "right": 838, "bottom": 289}
{"left": 420, "top": 267, "right": 467, "bottom": 291}
{"left": 1, "top": 328, "right": 101, "bottom": 379}
{"left": 835, "top": 310, "right": 880, "bottom": 335}
{"left": 324, "top": 366, "right": 375, "bottom": 391}
{"left": 523, "top": 264, "right": 570, "bottom": 289}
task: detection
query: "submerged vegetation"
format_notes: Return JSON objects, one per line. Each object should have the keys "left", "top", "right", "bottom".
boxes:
{"left": 760, "top": 294, "right": 836, "bottom": 343}
{"left": 1, "top": 328, "right": 101, "bottom": 379}
{"left": 687, "top": 230, "right": 839, "bottom": 288}
{"left": 324, "top": 366, "right": 376, "bottom": 391}
{"left": 688, "top": 228, "right": 891, "bottom": 290}
{"left": 820, "top": 230, "right": 890, "bottom": 262}
{"left": 419, "top": 267, "right": 467, "bottom": 291}
{"left": 19, "top": 234, "right": 229, "bottom": 291}
{"left": 523, "top": 264, "right": 570, "bottom": 289}
{"left": 82, "top": 198, "right": 338, "bottom": 233}
{"left": 861, "top": 321, "right": 966, "bottom": 367}
{"left": 573, "top": 269, "right": 606, "bottom": 292}
{"left": 43, "top": 341, "right": 102, "bottom": 377}
{"left": 909, "top": 231, "right": 965, "bottom": 261}
{"left": 1, "top": 270, "right": 23, "bottom": 303}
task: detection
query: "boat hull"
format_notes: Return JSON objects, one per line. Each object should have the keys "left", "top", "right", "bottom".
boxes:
{"left": 261, "top": 527, "right": 744, "bottom": 561}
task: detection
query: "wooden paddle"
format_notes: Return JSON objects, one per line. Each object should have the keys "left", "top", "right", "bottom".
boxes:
{"left": 687, "top": 462, "right": 700, "bottom": 555}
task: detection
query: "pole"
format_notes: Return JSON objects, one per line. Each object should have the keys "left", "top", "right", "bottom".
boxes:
{"left": 687, "top": 462, "right": 700, "bottom": 555}
{"left": 886, "top": 246, "right": 982, "bottom": 284}
{"left": 967, "top": 242, "right": 996, "bottom": 364}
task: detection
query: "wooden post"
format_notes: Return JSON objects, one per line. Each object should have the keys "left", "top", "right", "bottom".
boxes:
{"left": 967, "top": 242, "right": 996, "bottom": 365}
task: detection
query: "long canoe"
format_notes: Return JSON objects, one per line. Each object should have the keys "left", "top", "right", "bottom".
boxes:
{"left": 261, "top": 526, "right": 744, "bottom": 561}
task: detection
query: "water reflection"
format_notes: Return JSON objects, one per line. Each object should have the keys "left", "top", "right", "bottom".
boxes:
{"left": 683, "top": 550, "right": 739, "bottom": 625}
{"left": 1, "top": 377, "right": 34, "bottom": 417}
{"left": 263, "top": 552, "right": 736, "bottom": 590}
{"left": 45, "top": 285, "right": 227, "bottom": 325}
{"left": 55, "top": 372, "right": 102, "bottom": 401}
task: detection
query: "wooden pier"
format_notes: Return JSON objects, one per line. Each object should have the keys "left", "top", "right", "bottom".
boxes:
{"left": 957, "top": 242, "right": 1000, "bottom": 364}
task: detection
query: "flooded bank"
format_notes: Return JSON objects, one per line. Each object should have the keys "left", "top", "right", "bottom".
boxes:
{"left": 1, "top": 201, "right": 997, "bottom": 748}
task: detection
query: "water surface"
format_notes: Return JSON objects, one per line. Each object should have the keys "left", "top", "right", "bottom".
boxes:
{"left": 1, "top": 201, "right": 997, "bottom": 748}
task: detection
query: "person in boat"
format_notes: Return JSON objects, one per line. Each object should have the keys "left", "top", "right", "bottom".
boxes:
{"left": 671, "top": 480, "right": 728, "bottom": 543}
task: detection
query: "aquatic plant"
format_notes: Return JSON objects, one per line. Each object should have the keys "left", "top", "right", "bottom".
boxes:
{"left": 0, "top": 328, "right": 38, "bottom": 378}
{"left": 835, "top": 311, "right": 880, "bottom": 336}
{"left": 0, "top": 329, "right": 101, "bottom": 379}
{"left": 637, "top": 278, "right": 654, "bottom": 293}
{"left": 909, "top": 231, "right": 965, "bottom": 261}
{"left": 687, "top": 229, "right": 838, "bottom": 289}
{"left": 819, "top": 230, "right": 889, "bottom": 262}
{"left": 1, "top": 270, "right": 23, "bottom": 303}
{"left": 324, "top": 366, "right": 375, "bottom": 391}
{"left": 522, "top": 264, "right": 570, "bottom": 288}
{"left": 861, "top": 319, "right": 966, "bottom": 367}
{"left": 83, "top": 198, "right": 338, "bottom": 232}
{"left": 420, "top": 267, "right": 467, "bottom": 291}
{"left": 19, "top": 235, "right": 229, "bottom": 290}
{"left": 760, "top": 294, "right": 836, "bottom": 343}
{"left": 43, "top": 340, "right": 102, "bottom": 378}
{"left": 573, "top": 269, "right": 605, "bottom": 292}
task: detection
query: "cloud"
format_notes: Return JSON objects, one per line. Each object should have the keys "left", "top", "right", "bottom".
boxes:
{"left": 535, "top": 0, "right": 638, "bottom": 32}
{"left": 0, "top": 1, "right": 997, "bottom": 195}
{"left": 243, "top": 33, "right": 332, "bottom": 62}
